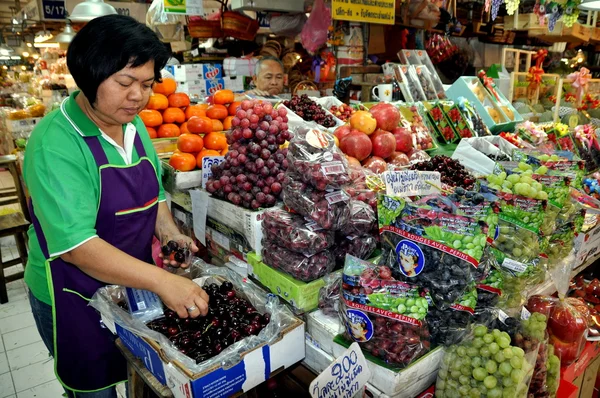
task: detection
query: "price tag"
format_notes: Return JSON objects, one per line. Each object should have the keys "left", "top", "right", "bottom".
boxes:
{"left": 498, "top": 309, "right": 509, "bottom": 323}
{"left": 325, "top": 190, "right": 349, "bottom": 205}
{"left": 309, "top": 342, "right": 371, "bottom": 398}
{"left": 382, "top": 170, "right": 441, "bottom": 197}
{"left": 521, "top": 306, "right": 531, "bottom": 320}
{"left": 201, "top": 156, "right": 225, "bottom": 189}
{"left": 501, "top": 258, "right": 528, "bottom": 273}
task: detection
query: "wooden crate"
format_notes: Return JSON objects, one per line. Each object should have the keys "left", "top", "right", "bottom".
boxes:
{"left": 504, "top": 13, "right": 546, "bottom": 31}
{"left": 591, "top": 27, "right": 600, "bottom": 42}
{"left": 509, "top": 72, "right": 560, "bottom": 104}
{"left": 531, "top": 22, "right": 591, "bottom": 43}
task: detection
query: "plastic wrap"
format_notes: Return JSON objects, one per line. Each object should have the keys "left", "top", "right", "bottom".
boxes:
{"left": 397, "top": 103, "right": 437, "bottom": 152}
{"left": 300, "top": 0, "right": 331, "bottom": 54}
{"left": 427, "top": 287, "right": 477, "bottom": 346}
{"left": 287, "top": 127, "right": 351, "bottom": 190}
{"left": 378, "top": 195, "right": 486, "bottom": 310}
{"left": 520, "top": 312, "right": 551, "bottom": 397}
{"left": 546, "top": 345, "right": 561, "bottom": 397}
{"left": 318, "top": 271, "right": 341, "bottom": 316}
{"left": 269, "top": 13, "right": 307, "bottom": 37}
{"left": 334, "top": 234, "right": 378, "bottom": 265}
{"left": 344, "top": 167, "right": 383, "bottom": 212}
{"left": 435, "top": 323, "right": 537, "bottom": 398}
{"left": 89, "top": 260, "right": 295, "bottom": 374}
{"left": 146, "top": 0, "right": 185, "bottom": 42}
{"left": 282, "top": 176, "right": 351, "bottom": 230}
{"left": 261, "top": 208, "right": 335, "bottom": 256}
{"left": 340, "top": 256, "right": 430, "bottom": 368}
{"left": 261, "top": 239, "right": 335, "bottom": 282}
{"left": 340, "top": 200, "right": 377, "bottom": 237}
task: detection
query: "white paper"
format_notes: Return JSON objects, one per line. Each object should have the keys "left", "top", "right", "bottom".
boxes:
{"left": 382, "top": 170, "right": 441, "bottom": 197}
{"left": 164, "top": 363, "right": 193, "bottom": 398}
{"left": 201, "top": 156, "right": 225, "bottom": 189}
{"left": 190, "top": 189, "right": 209, "bottom": 246}
{"left": 309, "top": 342, "right": 372, "bottom": 398}
{"left": 452, "top": 136, "right": 518, "bottom": 176}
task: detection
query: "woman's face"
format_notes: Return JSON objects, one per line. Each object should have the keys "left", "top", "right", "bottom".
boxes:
{"left": 94, "top": 61, "right": 155, "bottom": 125}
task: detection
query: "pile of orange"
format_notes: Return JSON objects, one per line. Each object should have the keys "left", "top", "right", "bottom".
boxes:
{"left": 145, "top": 79, "right": 239, "bottom": 172}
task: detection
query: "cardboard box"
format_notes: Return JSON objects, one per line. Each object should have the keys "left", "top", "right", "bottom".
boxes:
{"left": 205, "top": 216, "right": 255, "bottom": 263}
{"left": 558, "top": 378, "right": 580, "bottom": 398}
{"left": 306, "top": 309, "right": 345, "bottom": 356}
{"left": 116, "top": 318, "right": 305, "bottom": 398}
{"left": 247, "top": 252, "right": 325, "bottom": 313}
{"left": 5, "top": 117, "right": 42, "bottom": 134}
{"left": 177, "top": 79, "right": 226, "bottom": 101}
{"left": 223, "top": 57, "right": 257, "bottom": 77}
{"left": 161, "top": 161, "right": 203, "bottom": 193}
{"left": 222, "top": 76, "right": 250, "bottom": 93}
{"left": 575, "top": 223, "right": 600, "bottom": 267}
{"left": 166, "top": 64, "right": 223, "bottom": 81}
{"left": 578, "top": 353, "right": 600, "bottom": 398}
{"left": 561, "top": 342, "right": 600, "bottom": 383}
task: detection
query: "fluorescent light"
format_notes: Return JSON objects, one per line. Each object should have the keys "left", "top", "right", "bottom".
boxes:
{"left": 34, "top": 42, "right": 59, "bottom": 48}
{"left": 26, "top": 42, "right": 32, "bottom": 47}
{"left": 10, "top": 56, "right": 21, "bottom": 60}
{"left": 70, "top": 0, "right": 117, "bottom": 22}
{"left": 34, "top": 31, "right": 53, "bottom": 43}
{"left": 0, "top": 56, "right": 9, "bottom": 60}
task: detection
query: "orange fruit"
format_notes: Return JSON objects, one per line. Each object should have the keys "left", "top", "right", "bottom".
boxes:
{"left": 197, "top": 104, "right": 209, "bottom": 110}
{"left": 179, "top": 122, "right": 190, "bottom": 135}
{"left": 168, "top": 93, "right": 190, "bottom": 108}
{"left": 220, "top": 146, "right": 228, "bottom": 157}
{"left": 153, "top": 78, "right": 177, "bottom": 96}
{"left": 157, "top": 124, "right": 181, "bottom": 138}
{"left": 196, "top": 149, "right": 221, "bottom": 168}
{"left": 177, "top": 134, "right": 204, "bottom": 153}
{"left": 203, "top": 132, "right": 228, "bottom": 151}
{"left": 146, "top": 127, "right": 157, "bottom": 139}
{"left": 163, "top": 108, "right": 186, "bottom": 124}
{"left": 146, "top": 93, "right": 168, "bottom": 110}
{"left": 212, "top": 119, "right": 224, "bottom": 132}
{"left": 170, "top": 152, "right": 197, "bottom": 171}
{"left": 206, "top": 104, "right": 228, "bottom": 120}
{"left": 139, "top": 110, "right": 163, "bottom": 127}
{"left": 222, "top": 116, "right": 234, "bottom": 130}
{"left": 185, "top": 105, "right": 206, "bottom": 120}
{"left": 213, "top": 90, "right": 234, "bottom": 105}
{"left": 228, "top": 101, "right": 242, "bottom": 116}
{"left": 187, "top": 116, "right": 213, "bottom": 134}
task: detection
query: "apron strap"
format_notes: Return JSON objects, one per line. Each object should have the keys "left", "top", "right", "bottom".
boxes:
{"left": 83, "top": 136, "right": 109, "bottom": 167}
{"left": 28, "top": 200, "right": 51, "bottom": 260}
{"left": 133, "top": 132, "right": 147, "bottom": 158}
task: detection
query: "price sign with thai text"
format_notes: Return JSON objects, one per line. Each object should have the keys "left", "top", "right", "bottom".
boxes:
{"left": 201, "top": 156, "right": 225, "bottom": 189}
{"left": 309, "top": 342, "right": 371, "bottom": 398}
{"left": 383, "top": 170, "right": 441, "bottom": 197}
{"left": 332, "top": 0, "right": 396, "bottom": 25}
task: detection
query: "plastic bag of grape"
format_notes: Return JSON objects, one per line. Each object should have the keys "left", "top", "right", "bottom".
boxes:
{"left": 474, "top": 268, "right": 504, "bottom": 326}
{"left": 318, "top": 271, "right": 341, "bottom": 316}
{"left": 340, "top": 200, "right": 377, "bottom": 237}
{"left": 286, "top": 127, "right": 351, "bottom": 190}
{"left": 89, "top": 259, "right": 296, "bottom": 373}
{"left": 282, "top": 176, "right": 351, "bottom": 230}
{"left": 339, "top": 255, "right": 430, "bottom": 367}
{"left": 260, "top": 238, "right": 335, "bottom": 282}
{"left": 435, "top": 323, "right": 536, "bottom": 398}
{"left": 261, "top": 208, "right": 335, "bottom": 256}
{"left": 344, "top": 166, "right": 383, "bottom": 212}
{"left": 427, "top": 286, "right": 477, "bottom": 346}
{"left": 378, "top": 195, "right": 487, "bottom": 310}
{"left": 334, "top": 234, "right": 378, "bottom": 266}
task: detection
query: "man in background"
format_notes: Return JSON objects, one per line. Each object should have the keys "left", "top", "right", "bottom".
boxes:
{"left": 247, "top": 56, "right": 285, "bottom": 96}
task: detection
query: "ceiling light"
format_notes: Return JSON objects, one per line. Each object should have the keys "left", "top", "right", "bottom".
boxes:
{"left": 33, "top": 42, "right": 59, "bottom": 48}
{"left": 22, "top": 51, "right": 29, "bottom": 57}
{"left": 26, "top": 42, "right": 32, "bottom": 47}
{"left": 2, "top": 66, "right": 7, "bottom": 70}
{"left": 32, "top": 54, "right": 39, "bottom": 59}
{"left": 579, "top": 0, "right": 600, "bottom": 9}
{"left": 20, "top": 66, "right": 26, "bottom": 70}
{"left": 34, "top": 31, "right": 53, "bottom": 43}
{"left": 69, "top": 0, "right": 117, "bottom": 22}
{"left": 54, "top": 21, "right": 76, "bottom": 44}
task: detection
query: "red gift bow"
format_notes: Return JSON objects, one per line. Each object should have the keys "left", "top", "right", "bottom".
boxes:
{"left": 533, "top": 49, "right": 548, "bottom": 69}
{"left": 477, "top": 70, "right": 500, "bottom": 102}
{"left": 567, "top": 67, "right": 592, "bottom": 107}
{"left": 527, "top": 66, "right": 544, "bottom": 85}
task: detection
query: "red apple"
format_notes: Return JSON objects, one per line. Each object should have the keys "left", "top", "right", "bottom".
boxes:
{"left": 549, "top": 334, "right": 581, "bottom": 365}
{"left": 586, "top": 279, "right": 600, "bottom": 296}
{"left": 526, "top": 295, "right": 555, "bottom": 317}
{"left": 345, "top": 155, "right": 362, "bottom": 168}
{"left": 334, "top": 125, "right": 354, "bottom": 142}
{"left": 340, "top": 131, "right": 373, "bottom": 162}
{"left": 362, "top": 156, "right": 387, "bottom": 174}
{"left": 369, "top": 103, "right": 401, "bottom": 131}
{"left": 548, "top": 301, "right": 588, "bottom": 343}
{"left": 387, "top": 151, "right": 410, "bottom": 166}
{"left": 392, "top": 127, "right": 413, "bottom": 153}
{"left": 370, "top": 129, "right": 396, "bottom": 159}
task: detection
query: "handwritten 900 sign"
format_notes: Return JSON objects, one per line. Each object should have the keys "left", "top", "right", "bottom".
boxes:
{"left": 332, "top": 0, "right": 396, "bottom": 25}
{"left": 309, "top": 342, "right": 372, "bottom": 398}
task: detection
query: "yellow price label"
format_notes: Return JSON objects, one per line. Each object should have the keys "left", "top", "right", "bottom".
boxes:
{"left": 331, "top": 0, "right": 396, "bottom": 25}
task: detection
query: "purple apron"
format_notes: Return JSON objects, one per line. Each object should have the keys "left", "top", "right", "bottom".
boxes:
{"left": 30, "top": 132, "right": 159, "bottom": 392}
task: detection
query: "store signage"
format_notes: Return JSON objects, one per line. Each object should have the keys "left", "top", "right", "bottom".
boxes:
{"left": 383, "top": 170, "right": 441, "bottom": 197}
{"left": 331, "top": 0, "right": 396, "bottom": 25}
{"left": 309, "top": 342, "right": 371, "bottom": 398}
{"left": 42, "top": 0, "right": 66, "bottom": 20}
{"left": 163, "top": 0, "right": 203, "bottom": 15}
{"left": 62, "top": 0, "right": 148, "bottom": 22}
{"left": 256, "top": 11, "right": 270, "bottom": 27}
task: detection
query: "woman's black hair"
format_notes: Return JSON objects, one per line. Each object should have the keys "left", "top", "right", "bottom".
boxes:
{"left": 67, "top": 14, "right": 171, "bottom": 104}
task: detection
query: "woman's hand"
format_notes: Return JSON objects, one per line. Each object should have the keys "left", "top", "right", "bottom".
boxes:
{"left": 156, "top": 272, "right": 209, "bottom": 318}
{"left": 159, "top": 233, "right": 199, "bottom": 269}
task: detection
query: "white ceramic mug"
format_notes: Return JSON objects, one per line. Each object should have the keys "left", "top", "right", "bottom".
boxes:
{"left": 371, "top": 84, "right": 393, "bottom": 102}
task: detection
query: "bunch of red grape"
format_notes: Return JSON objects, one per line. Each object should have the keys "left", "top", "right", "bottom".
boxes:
{"left": 410, "top": 155, "right": 476, "bottom": 190}
{"left": 147, "top": 281, "right": 270, "bottom": 364}
{"left": 206, "top": 100, "right": 291, "bottom": 209}
{"left": 284, "top": 94, "right": 337, "bottom": 128}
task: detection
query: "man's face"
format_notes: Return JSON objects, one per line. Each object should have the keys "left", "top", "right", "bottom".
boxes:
{"left": 253, "top": 60, "right": 284, "bottom": 96}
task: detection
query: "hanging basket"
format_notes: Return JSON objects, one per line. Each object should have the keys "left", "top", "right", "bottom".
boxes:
{"left": 188, "top": 16, "right": 223, "bottom": 38}
{"left": 222, "top": 11, "right": 259, "bottom": 41}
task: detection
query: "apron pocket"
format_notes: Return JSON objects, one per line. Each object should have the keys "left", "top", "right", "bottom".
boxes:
{"left": 113, "top": 203, "right": 158, "bottom": 261}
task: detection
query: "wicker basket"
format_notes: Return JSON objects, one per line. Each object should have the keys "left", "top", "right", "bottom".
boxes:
{"left": 222, "top": 11, "right": 259, "bottom": 41}
{"left": 188, "top": 17, "right": 223, "bottom": 38}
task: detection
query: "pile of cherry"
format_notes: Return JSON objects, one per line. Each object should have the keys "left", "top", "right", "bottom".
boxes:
{"left": 147, "top": 281, "right": 270, "bottom": 364}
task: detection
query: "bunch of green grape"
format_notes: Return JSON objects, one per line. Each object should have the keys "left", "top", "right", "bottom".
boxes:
{"left": 521, "top": 312, "right": 548, "bottom": 342}
{"left": 540, "top": 204, "right": 560, "bottom": 236}
{"left": 486, "top": 168, "right": 549, "bottom": 200}
{"left": 537, "top": 154, "right": 563, "bottom": 162}
{"left": 494, "top": 221, "right": 540, "bottom": 265}
{"left": 546, "top": 346, "right": 560, "bottom": 397}
{"left": 436, "top": 325, "right": 533, "bottom": 398}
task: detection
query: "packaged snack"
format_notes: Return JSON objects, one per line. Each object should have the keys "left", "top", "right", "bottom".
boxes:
{"left": 340, "top": 256, "right": 430, "bottom": 367}
{"left": 261, "top": 239, "right": 335, "bottom": 282}
{"left": 423, "top": 101, "right": 459, "bottom": 144}
{"left": 413, "top": 65, "right": 438, "bottom": 101}
{"left": 402, "top": 65, "right": 427, "bottom": 102}
{"left": 261, "top": 208, "right": 335, "bottom": 256}
{"left": 287, "top": 128, "right": 351, "bottom": 190}
{"left": 282, "top": 176, "right": 351, "bottom": 230}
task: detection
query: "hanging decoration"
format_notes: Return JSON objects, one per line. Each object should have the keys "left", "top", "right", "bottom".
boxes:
{"left": 567, "top": 67, "right": 592, "bottom": 108}
{"left": 505, "top": 0, "right": 520, "bottom": 15}
{"left": 562, "top": 0, "right": 580, "bottom": 26}
{"left": 545, "top": 2, "right": 564, "bottom": 31}
{"left": 534, "top": 0, "right": 547, "bottom": 24}
{"left": 491, "top": 0, "right": 503, "bottom": 20}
